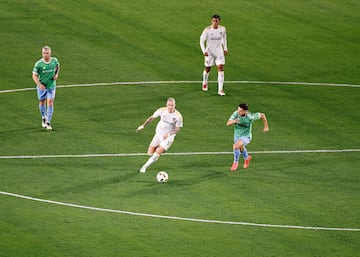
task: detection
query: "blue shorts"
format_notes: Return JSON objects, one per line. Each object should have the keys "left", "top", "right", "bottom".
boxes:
{"left": 37, "top": 86, "right": 56, "bottom": 101}
{"left": 234, "top": 136, "right": 251, "bottom": 146}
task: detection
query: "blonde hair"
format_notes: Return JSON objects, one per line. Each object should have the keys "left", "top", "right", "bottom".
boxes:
{"left": 167, "top": 97, "right": 175, "bottom": 103}
{"left": 42, "top": 46, "right": 52, "bottom": 52}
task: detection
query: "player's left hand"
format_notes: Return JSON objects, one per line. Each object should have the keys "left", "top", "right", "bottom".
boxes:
{"left": 263, "top": 126, "right": 269, "bottom": 132}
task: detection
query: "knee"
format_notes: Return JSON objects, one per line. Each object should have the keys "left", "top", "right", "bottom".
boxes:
{"left": 234, "top": 142, "right": 244, "bottom": 150}
{"left": 155, "top": 146, "right": 165, "bottom": 156}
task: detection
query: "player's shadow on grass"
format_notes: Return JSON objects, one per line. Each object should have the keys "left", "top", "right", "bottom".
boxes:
{"left": 129, "top": 165, "right": 226, "bottom": 196}
{"left": 172, "top": 169, "right": 225, "bottom": 186}
{"left": 44, "top": 171, "right": 139, "bottom": 196}
{"left": 0, "top": 127, "right": 44, "bottom": 137}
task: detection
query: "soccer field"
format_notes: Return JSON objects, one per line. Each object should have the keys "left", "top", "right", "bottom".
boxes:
{"left": 1, "top": 1, "right": 359, "bottom": 257}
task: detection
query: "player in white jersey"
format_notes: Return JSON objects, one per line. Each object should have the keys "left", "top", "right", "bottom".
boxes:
{"left": 200, "top": 14, "right": 228, "bottom": 96}
{"left": 136, "top": 98, "right": 183, "bottom": 173}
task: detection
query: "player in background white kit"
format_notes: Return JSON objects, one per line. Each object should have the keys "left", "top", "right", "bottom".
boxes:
{"left": 136, "top": 98, "right": 183, "bottom": 173}
{"left": 200, "top": 14, "right": 228, "bottom": 96}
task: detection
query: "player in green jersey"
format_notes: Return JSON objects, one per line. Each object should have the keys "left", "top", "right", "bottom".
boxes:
{"left": 226, "top": 103, "right": 269, "bottom": 171}
{"left": 32, "top": 46, "right": 60, "bottom": 130}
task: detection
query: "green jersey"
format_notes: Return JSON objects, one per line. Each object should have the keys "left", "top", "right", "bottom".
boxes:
{"left": 229, "top": 111, "right": 261, "bottom": 139}
{"left": 32, "top": 57, "right": 59, "bottom": 89}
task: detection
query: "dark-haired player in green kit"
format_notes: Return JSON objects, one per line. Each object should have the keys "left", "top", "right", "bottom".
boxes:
{"left": 227, "top": 103, "right": 269, "bottom": 171}
{"left": 32, "top": 46, "right": 60, "bottom": 130}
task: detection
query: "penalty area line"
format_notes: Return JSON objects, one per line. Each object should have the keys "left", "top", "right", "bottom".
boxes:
{"left": 1, "top": 191, "right": 359, "bottom": 231}
{"left": 0, "top": 149, "right": 359, "bottom": 159}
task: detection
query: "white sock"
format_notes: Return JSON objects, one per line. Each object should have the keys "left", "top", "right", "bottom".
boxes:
{"left": 218, "top": 71, "right": 224, "bottom": 91}
{"left": 203, "top": 70, "right": 209, "bottom": 85}
{"left": 143, "top": 153, "right": 159, "bottom": 168}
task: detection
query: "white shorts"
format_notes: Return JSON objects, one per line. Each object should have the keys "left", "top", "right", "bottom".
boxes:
{"left": 204, "top": 53, "right": 225, "bottom": 67}
{"left": 150, "top": 134, "right": 176, "bottom": 151}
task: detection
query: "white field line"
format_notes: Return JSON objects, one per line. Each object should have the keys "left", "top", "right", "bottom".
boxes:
{"left": 1, "top": 80, "right": 360, "bottom": 94}
{"left": 1, "top": 191, "right": 359, "bottom": 232}
{"left": 1, "top": 149, "right": 359, "bottom": 159}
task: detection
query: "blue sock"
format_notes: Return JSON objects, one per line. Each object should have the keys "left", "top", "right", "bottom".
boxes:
{"left": 234, "top": 149, "right": 240, "bottom": 162}
{"left": 242, "top": 147, "right": 249, "bottom": 160}
{"left": 39, "top": 105, "right": 46, "bottom": 118}
{"left": 47, "top": 106, "right": 54, "bottom": 123}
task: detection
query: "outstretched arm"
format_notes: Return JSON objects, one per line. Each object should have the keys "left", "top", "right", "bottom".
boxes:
{"left": 136, "top": 116, "right": 154, "bottom": 132}
{"left": 260, "top": 113, "right": 269, "bottom": 132}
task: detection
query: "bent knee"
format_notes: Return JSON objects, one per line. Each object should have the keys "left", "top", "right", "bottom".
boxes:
{"left": 234, "top": 142, "right": 244, "bottom": 149}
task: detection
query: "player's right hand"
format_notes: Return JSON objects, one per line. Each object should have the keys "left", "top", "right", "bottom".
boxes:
{"left": 38, "top": 84, "right": 46, "bottom": 90}
{"left": 136, "top": 125, "right": 144, "bottom": 132}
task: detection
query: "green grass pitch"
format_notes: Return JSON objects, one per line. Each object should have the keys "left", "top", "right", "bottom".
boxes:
{"left": 0, "top": 0, "right": 359, "bottom": 256}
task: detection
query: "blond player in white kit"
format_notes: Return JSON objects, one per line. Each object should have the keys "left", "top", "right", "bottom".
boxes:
{"left": 200, "top": 14, "right": 228, "bottom": 96}
{"left": 136, "top": 98, "right": 183, "bottom": 173}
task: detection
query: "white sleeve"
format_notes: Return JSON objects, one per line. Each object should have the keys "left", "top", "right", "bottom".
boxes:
{"left": 199, "top": 28, "right": 207, "bottom": 53}
{"left": 153, "top": 109, "right": 161, "bottom": 118}
{"left": 222, "top": 27, "right": 228, "bottom": 51}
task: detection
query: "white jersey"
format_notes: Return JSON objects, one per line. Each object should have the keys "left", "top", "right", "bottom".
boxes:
{"left": 153, "top": 107, "right": 183, "bottom": 135}
{"left": 200, "top": 25, "right": 227, "bottom": 57}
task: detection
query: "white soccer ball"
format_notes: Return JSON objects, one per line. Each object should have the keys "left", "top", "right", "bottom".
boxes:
{"left": 156, "top": 171, "right": 169, "bottom": 183}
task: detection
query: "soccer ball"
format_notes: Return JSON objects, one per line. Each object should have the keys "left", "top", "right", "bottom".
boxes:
{"left": 156, "top": 171, "right": 168, "bottom": 183}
